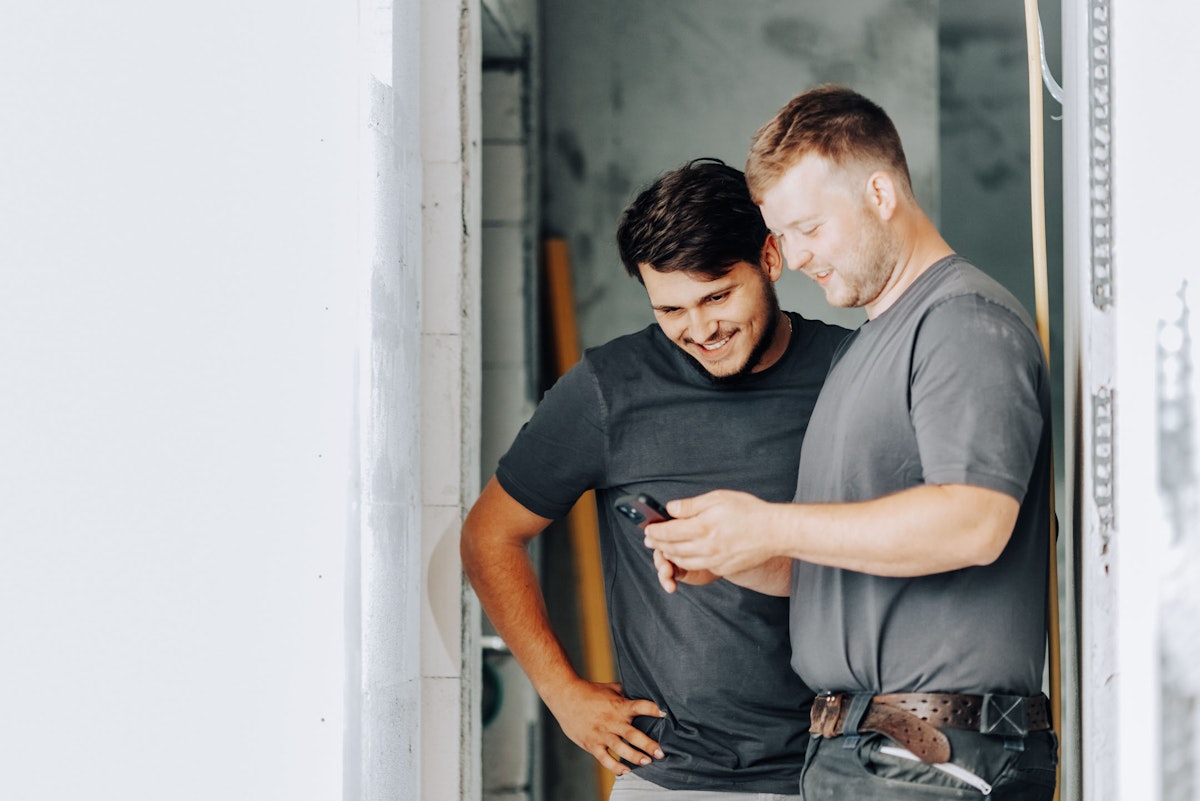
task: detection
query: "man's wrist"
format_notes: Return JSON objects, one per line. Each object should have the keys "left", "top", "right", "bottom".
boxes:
{"left": 764, "top": 501, "right": 798, "bottom": 560}
{"left": 536, "top": 670, "right": 587, "bottom": 709}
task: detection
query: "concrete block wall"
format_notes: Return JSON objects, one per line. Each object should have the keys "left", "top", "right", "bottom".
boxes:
{"left": 482, "top": 68, "right": 538, "bottom": 479}
{"left": 481, "top": 60, "right": 542, "bottom": 801}
{"left": 419, "top": 0, "right": 482, "bottom": 798}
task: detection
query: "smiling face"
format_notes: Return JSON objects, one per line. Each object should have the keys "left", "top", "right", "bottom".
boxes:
{"left": 759, "top": 155, "right": 901, "bottom": 316}
{"left": 639, "top": 239, "right": 786, "bottom": 380}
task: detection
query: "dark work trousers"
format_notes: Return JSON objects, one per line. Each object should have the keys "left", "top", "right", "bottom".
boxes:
{"left": 799, "top": 727, "right": 1058, "bottom": 800}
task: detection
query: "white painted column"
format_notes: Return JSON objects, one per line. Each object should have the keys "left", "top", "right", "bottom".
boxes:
{"left": 354, "top": 0, "right": 481, "bottom": 799}
{"left": 351, "top": 0, "right": 425, "bottom": 799}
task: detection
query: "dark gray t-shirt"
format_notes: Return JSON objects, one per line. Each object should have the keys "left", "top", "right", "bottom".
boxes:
{"left": 498, "top": 313, "right": 848, "bottom": 793}
{"left": 790, "top": 256, "right": 1052, "bottom": 697}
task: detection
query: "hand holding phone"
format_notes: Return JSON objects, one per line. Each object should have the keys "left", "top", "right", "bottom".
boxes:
{"left": 613, "top": 493, "right": 705, "bottom": 593}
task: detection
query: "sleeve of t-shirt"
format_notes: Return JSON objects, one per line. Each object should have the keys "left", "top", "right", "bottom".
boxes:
{"left": 494, "top": 356, "right": 607, "bottom": 520}
{"left": 909, "top": 295, "right": 1046, "bottom": 501}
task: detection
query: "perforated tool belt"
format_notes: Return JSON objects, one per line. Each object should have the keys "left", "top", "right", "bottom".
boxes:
{"left": 809, "top": 691, "right": 1052, "bottom": 764}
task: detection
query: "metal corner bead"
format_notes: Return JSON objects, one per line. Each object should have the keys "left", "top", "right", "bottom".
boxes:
{"left": 1092, "top": 386, "right": 1115, "bottom": 541}
{"left": 1089, "top": 0, "right": 1114, "bottom": 311}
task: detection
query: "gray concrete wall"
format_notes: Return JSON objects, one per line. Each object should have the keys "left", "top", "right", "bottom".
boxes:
{"left": 939, "top": 1, "right": 1063, "bottom": 369}
{"left": 541, "top": 0, "right": 941, "bottom": 347}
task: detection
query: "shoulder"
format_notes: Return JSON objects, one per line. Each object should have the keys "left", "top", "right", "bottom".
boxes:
{"left": 923, "top": 258, "right": 1035, "bottom": 324}
{"left": 791, "top": 313, "right": 853, "bottom": 344}
{"left": 539, "top": 331, "right": 660, "bottom": 412}
{"left": 898, "top": 258, "right": 1037, "bottom": 344}
{"left": 910, "top": 271, "right": 1047, "bottom": 381}
{"left": 582, "top": 323, "right": 676, "bottom": 383}
{"left": 786, "top": 312, "right": 854, "bottom": 363}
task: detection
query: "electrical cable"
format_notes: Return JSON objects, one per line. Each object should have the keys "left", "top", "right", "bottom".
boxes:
{"left": 1023, "top": 3, "right": 1063, "bottom": 801}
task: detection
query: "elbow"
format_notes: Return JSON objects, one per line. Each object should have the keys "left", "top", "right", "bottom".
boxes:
{"left": 968, "top": 508, "right": 1019, "bottom": 566}
{"left": 957, "top": 487, "right": 1020, "bottom": 567}
{"left": 459, "top": 518, "right": 485, "bottom": 583}
{"left": 970, "top": 527, "right": 1011, "bottom": 566}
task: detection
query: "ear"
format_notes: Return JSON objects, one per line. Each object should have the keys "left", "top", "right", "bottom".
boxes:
{"left": 864, "top": 170, "right": 899, "bottom": 221}
{"left": 760, "top": 234, "right": 784, "bottom": 282}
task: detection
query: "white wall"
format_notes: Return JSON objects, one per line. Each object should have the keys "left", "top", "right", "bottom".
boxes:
{"left": 1110, "top": 4, "right": 1200, "bottom": 799}
{"left": 0, "top": 3, "right": 357, "bottom": 799}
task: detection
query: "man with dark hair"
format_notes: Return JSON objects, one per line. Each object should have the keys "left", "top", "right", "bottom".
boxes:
{"left": 646, "top": 88, "right": 1057, "bottom": 800}
{"left": 461, "top": 158, "right": 848, "bottom": 798}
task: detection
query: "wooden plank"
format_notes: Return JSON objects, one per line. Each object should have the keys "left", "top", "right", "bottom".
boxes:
{"left": 543, "top": 237, "right": 616, "bottom": 800}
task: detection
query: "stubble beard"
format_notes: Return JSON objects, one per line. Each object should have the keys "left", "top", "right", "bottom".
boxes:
{"left": 681, "top": 281, "right": 783, "bottom": 386}
{"left": 830, "top": 216, "right": 901, "bottom": 310}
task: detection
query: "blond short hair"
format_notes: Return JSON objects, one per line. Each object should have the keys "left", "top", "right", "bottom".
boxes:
{"left": 746, "top": 85, "right": 913, "bottom": 202}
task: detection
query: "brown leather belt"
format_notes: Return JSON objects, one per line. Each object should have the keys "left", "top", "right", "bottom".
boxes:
{"left": 810, "top": 691, "right": 1052, "bottom": 764}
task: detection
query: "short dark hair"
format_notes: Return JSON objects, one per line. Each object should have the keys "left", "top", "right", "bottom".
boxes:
{"left": 746, "top": 85, "right": 912, "bottom": 202}
{"left": 616, "top": 158, "right": 769, "bottom": 283}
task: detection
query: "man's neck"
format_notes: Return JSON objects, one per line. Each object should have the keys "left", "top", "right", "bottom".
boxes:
{"left": 865, "top": 219, "right": 954, "bottom": 320}
{"left": 751, "top": 310, "right": 792, "bottom": 373}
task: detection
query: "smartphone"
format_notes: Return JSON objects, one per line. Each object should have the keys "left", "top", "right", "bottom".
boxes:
{"left": 612, "top": 493, "right": 673, "bottom": 529}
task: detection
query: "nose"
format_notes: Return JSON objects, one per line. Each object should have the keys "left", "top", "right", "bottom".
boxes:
{"left": 687, "top": 308, "right": 719, "bottom": 342}
{"left": 781, "top": 241, "right": 813, "bottom": 272}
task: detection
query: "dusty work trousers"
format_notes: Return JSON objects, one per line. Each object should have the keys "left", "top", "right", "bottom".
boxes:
{"left": 608, "top": 771, "right": 801, "bottom": 800}
{"left": 800, "top": 728, "right": 1058, "bottom": 800}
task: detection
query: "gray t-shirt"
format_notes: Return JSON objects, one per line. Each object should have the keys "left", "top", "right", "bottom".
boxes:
{"left": 790, "top": 256, "right": 1052, "bottom": 697}
{"left": 498, "top": 312, "right": 848, "bottom": 793}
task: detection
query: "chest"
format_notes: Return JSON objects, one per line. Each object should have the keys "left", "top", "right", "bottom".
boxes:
{"left": 798, "top": 327, "right": 924, "bottom": 500}
{"left": 604, "top": 380, "right": 821, "bottom": 503}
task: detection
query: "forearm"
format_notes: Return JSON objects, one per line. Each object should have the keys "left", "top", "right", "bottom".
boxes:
{"left": 463, "top": 478, "right": 666, "bottom": 774}
{"left": 462, "top": 535, "right": 582, "bottom": 702}
{"left": 722, "top": 556, "right": 791, "bottom": 596}
{"left": 465, "top": 529, "right": 667, "bottom": 773}
{"left": 764, "top": 484, "right": 1018, "bottom": 576}
{"left": 652, "top": 485, "right": 1019, "bottom": 580}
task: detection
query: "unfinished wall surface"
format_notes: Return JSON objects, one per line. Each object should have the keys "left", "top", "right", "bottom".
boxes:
{"left": 939, "top": 3, "right": 1062, "bottom": 314}
{"left": 418, "top": 2, "right": 483, "bottom": 800}
{"left": 541, "top": 0, "right": 940, "bottom": 349}
{"left": 481, "top": 56, "right": 543, "bottom": 801}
